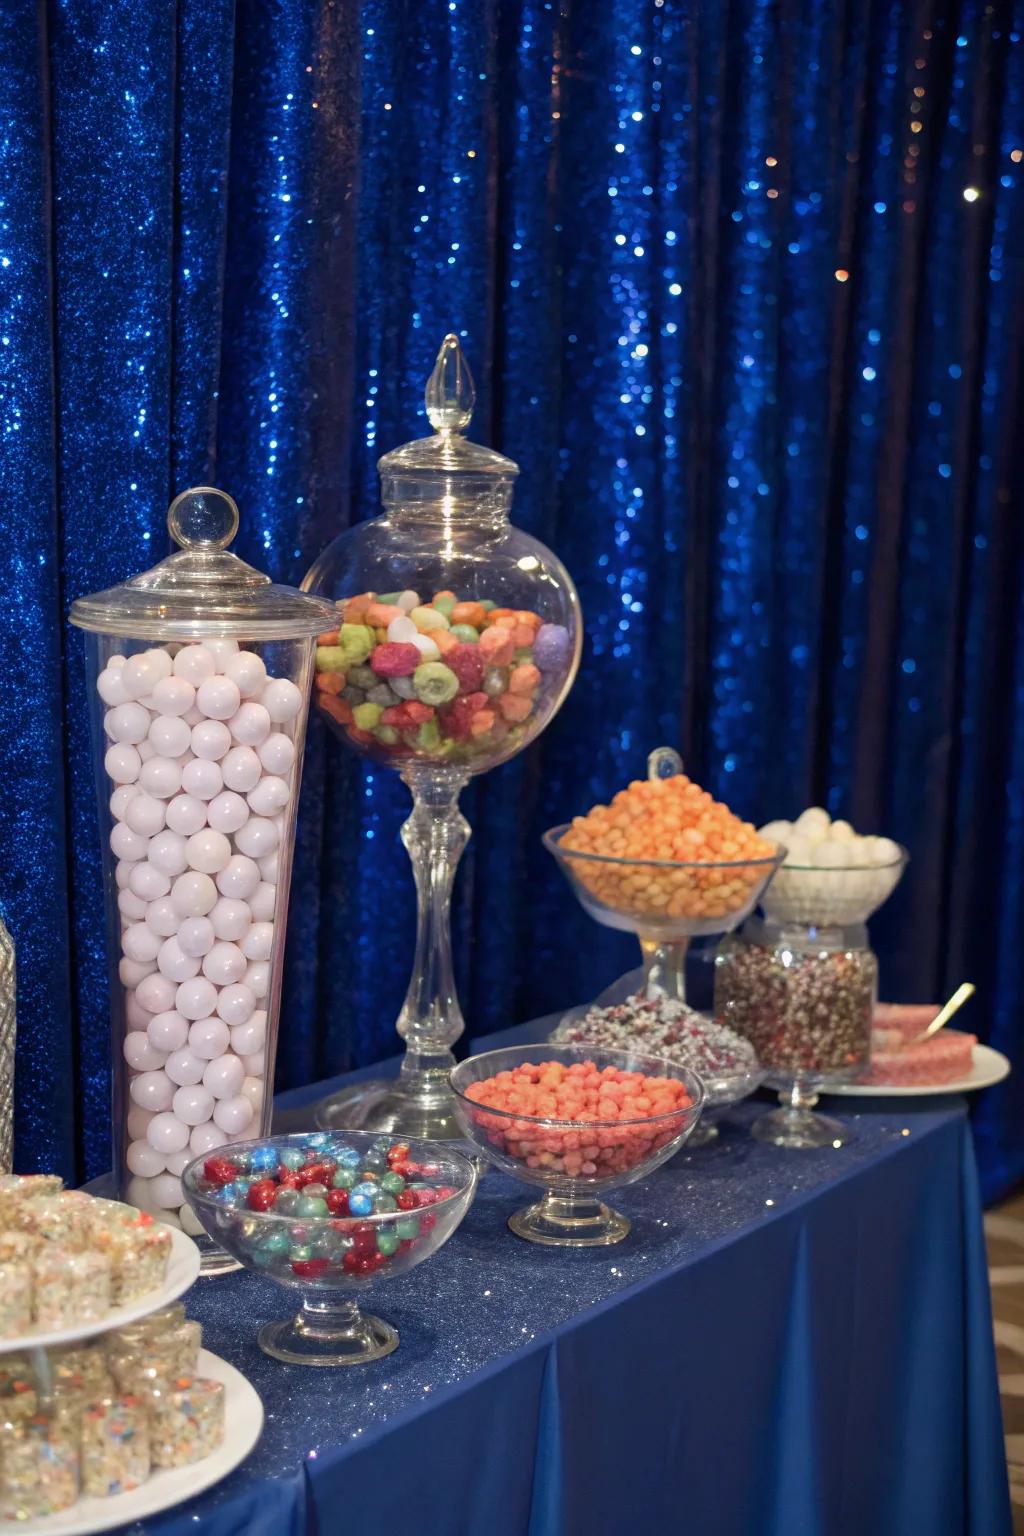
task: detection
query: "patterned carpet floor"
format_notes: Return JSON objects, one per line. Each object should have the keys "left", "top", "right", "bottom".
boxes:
{"left": 986, "top": 1197, "right": 1024, "bottom": 1529}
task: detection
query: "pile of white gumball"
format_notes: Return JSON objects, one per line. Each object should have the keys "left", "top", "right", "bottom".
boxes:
{"left": 98, "top": 638, "right": 304, "bottom": 1235}
{"left": 757, "top": 807, "right": 904, "bottom": 925}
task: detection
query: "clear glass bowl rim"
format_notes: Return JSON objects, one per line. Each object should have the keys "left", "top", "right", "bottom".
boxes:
{"left": 449, "top": 1043, "right": 706, "bottom": 1132}
{"left": 767, "top": 845, "right": 909, "bottom": 875}
{"left": 181, "top": 1131, "right": 478, "bottom": 1228}
{"left": 542, "top": 824, "right": 785, "bottom": 875}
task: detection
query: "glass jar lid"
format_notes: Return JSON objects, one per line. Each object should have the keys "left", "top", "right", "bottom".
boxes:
{"left": 377, "top": 335, "right": 518, "bottom": 517}
{"left": 69, "top": 487, "right": 337, "bottom": 640}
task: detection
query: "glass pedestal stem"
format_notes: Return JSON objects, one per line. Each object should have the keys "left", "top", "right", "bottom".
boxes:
{"left": 751, "top": 1075, "right": 852, "bottom": 1150}
{"left": 638, "top": 937, "right": 690, "bottom": 1002}
{"left": 258, "top": 1294, "right": 399, "bottom": 1367}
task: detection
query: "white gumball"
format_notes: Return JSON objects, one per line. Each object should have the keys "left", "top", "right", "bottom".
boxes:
{"left": 182, "top": 705, "right": 204, "bottom": 727}
{"left": 98, "top": 666, "right": 130, "bottom": 706}
{"left": 241, "top": 922, "right": 273, "bottom": 962}
{"left": 196, "top": 676, "right": 241, "bottom": 721}
{"left": 125, "top": 992, "right": 150, "bottom": 1030}
{"left": 137, "top": 740, "right": 156, "bottom": 763}
{"left": 216, "top": 855, "right": 260, "bottom": 900}
{"left": 795, "top": 806, "right": 831, "bottom": 841}
{"left": 148, "top": 1173, "right": 184, "bottom": 1209}
{"left": 173, "top": 645, "right": 216, "bottom": 686}
{"left": 149, "top": 830, "right": 188, "bottom": 877}
{"left": 179, "top": 1204, "right": 206, "bottom": 1236}
{"left": 181, "top": 758, "right": 223, "bottom": 801}
{"left": 228, "top": 702, "right": 270, "bottom": 746}
{"left": 213, "top": 1095, "right": 253, "bottom": 1135}
{"left": 130, "top": 862, "right": 172, "bottom": 901}
{"left": 105, "top": 701, "right": 150, "bottom": 744}
{"left": 814, "top": 839, "right": 852, "bottom": 868}
{"left": 164, "top": 1149, "right": 192, "bottom": 1176}
{"left": 151, "top": 675, "right": 195, "bottom": 717}
{"left": 207, "top": 791, "right": 249, "bottom": 835}
{"left": 246, "top": 776, "right": 289, "bottom": 817}
{"left": 191, "top": 719, "right": 232, "bottom": 761}
{"left": 170, "top": 871, "right": 218, "bottom": 918}
{"left": 224, "top": 651, "right": 267, "bottom": 698}
{"left": 240, "top": 1076, "right": 264, "bottom": 1113}
{"left": 165, "top": 794, "right": 207, "bottom": 835}
{"left": 189, "top": 1122, "right": 227, "bottom": 1155}
{"left": 126, "top": 1139, "right": 166, "bottom": 1177}
{"left": 846, "top": 837, "right": 874, "bottom": 867}
{"left": 203, "top": 638, "right": 240, "bottom": 666}
{"left": 244, "top": 961, "right": 269, "bottom": 1000}
{"left": 148, "top": 714, "right": 192, "bottom": 757}
{"left": 123, "top": 1031, "right": 167, "bottom": 1071}
{"left": 203, "top": 1053, "right": 245, "bottom": 1100}
{"left": 867, "top": 835, "right": 901, "bottom": 866}
{"left": 164, "top": 1046, "right": 206, "bottom": 1086}
{"left": 116, "top": 861, "right": 132, "bottom": 889}
{"left": 829, "top": 819, "right": 856, "bottom": 843}
{"left": 230, "top": 1013, "right": 266, "bottom": 1056}
{"left": 758, "top": 819, "right": 792, "bottom": 845}
{"left": 126, "top": 1176, "right": 161, "bottom": 1215}
{"left": 125, "top": 793, "right": 167, "bottom": 838}
{"left": 176, "top": 976, "right": 218, "bottom": 1020}
{"left": 110, "top": 824, "right": 148, "bottom": 863}
{"left": 242, "top": 1050, "right": 265, "bottom": 1077}
{"left": 127, "top": 1104, "right": 155, "bottom": 1141}
{"left": 144, "top": 896, "right": 180, "bottom": 937}
{"left": 173, "top": 1084, "right": 215, "bottom": 1126}
{"left": 257, "top": 851, "right": 280, "bottom": 885}
{"left": 258, "top": 733, "right": 295, "bottom": 775}
{"left": 782, "top": 836, "right": 812, "bottom": 868}
{"left": 249, "top": 882, "right": 276, "bottom": 921}
{"left": 122, "top": 649, "right": 172, "bottom": 699}
{"left": 234, "top": 816, "right": 278, "bottom": 860}
{"left": 122, "top": 923, "right": 161, "bottom": 964}
{"left": 136, "top": 972, "right": 178, "bottom": 1014}
{"left": 147, "top": 1010, "right": 189, "bottom": 1053}
{"left": 117, "top": 887, "right": 148, "bottom": 921}
{"left": 189, "top": 1016, "right": 231, "bottom": 1060}
{"left": 139, "top": 756, "right": 183, "bottom": 799}
{"left": 110, "top": 783, "right": 141, "bottom": 821}
{"left": 120, "top": 956, "right": 156, "bottom": 988}
{"left": 104, "top": 743, "right": 141, "bottom": 785}
{"left": 221, "top": 746, "right": 262, "bottom": 793}
{"left": 178, "top": 916, "right": 215, "bottom": 957}
{"left": 186, "top": 829, "right": 231, "bottom": 875}
{"left": 261, "top": 678, "right": 302, "bottom": 723}
{"left": 202, "top": 942, "right": 246, "bottom": 986}
{"left": 129, "top": 1069, "right": 175, "bottom": 1112}
{"left": 209, "top": 897, "right": 251, "bottom": 942}
{"left": 158, "top": 936, "right": 201, "bottom": 982}
{"left": 215, "top": 983, "right": 255, "bottom": 1026}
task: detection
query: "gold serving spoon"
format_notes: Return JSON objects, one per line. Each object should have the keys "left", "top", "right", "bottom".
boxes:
{"left": 910, "top": 982, "right": 976, "bottom": 1043}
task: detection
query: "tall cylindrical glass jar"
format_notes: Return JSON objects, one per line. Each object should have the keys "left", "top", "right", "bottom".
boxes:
{"left": 70, "top": 489, "right": 336, "bottom": 1269}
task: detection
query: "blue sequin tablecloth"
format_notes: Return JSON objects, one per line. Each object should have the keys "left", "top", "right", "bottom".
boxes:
{"left": 120, "top": 1022, "right": 1011, "bottom": 1536}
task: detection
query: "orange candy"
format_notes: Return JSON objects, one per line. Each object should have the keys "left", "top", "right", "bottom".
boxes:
{"left": 451, "top": 601, "right": 487, "bottom": 629}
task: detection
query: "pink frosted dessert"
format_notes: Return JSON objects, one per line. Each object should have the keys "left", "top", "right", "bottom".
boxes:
{"left": 864, "top": 1004, "right": 976, "bottom": 1086}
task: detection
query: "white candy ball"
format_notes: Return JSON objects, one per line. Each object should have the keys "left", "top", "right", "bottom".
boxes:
{"left": 129, "top": 863, "right": 171, "bottom": 901}
{"left": 213, "top": 1095, "right": 253, "bottom": 1135}
{"left": 228, "top": 702, "right": 270, "bottom": 746}
{"left": 782, "top": 837, "right": 813, "bottom": 868}
{"left": 182, "top": 705, "right": 204, "bottom": 727}
{"left": 244, "top": 961, "right": 269, "bottom": 1000}
{"left": 164, "top": 1149, "right": 192, "bottom": 1176}
{"left": 846, "top": 837, "right": 875, "bottom": 867}
{"left": 189, "top": 1122, "right": 227, "bottom": 1155}
{"left": 203, "top": 1053, "right": 245, "bottom": 1100}
{"left": 105, "top": 701, "right": 151, "bottom": 744}
{"left": 262, "top": 678, "right": 302, "bottom": 722}
{"left": 230, "top": 1014, "right": 266, "bottom": 1056}
{"left": 149, "top": 1173, "right": 184, "bottom": 1209}
{"left": 129, "top": 1070, "right": 175, "bottom": 1112}
{"left": 149, "top": 830, "right": 188, "bottom": 877}
{"left": 221, "top": 746, "right": 262, "bottom": 793}
{"left": 257, "top": 851, "right": 280, "bottom": 885}
{"left": 173, "top": 645, "right": 216, "bottom": 686}
{"left": 233, "top": 816, "right": 278, "bottom": 860}
{"left": 224, "top": 651, "right": 267, "bottom": 698}
{"left": 241, "top": 922, "right": 274, "bottom": 962}
{"left": 115, "top": 861, "right": 132, "bottom": 889}
{"left": 215, "top": 983, "right": 255, "bottom": 1026}
{"left": 127, "top": 1105, "right": 155, "bottom": 1141}
{"left": 246, "top": 776, "right": 290, "bottom": 816}
{"left": 203, "top": 941, "right": 246, "bottom": 986}
{"left": 207, "top": 791, "right": 249, "bottom": 835}
{"left": 125, "top": 793, "right": 167, "bottom": 838}
{"left": 122, "top": 649, "right": 172, "bottom": 700}
{"left": 191, "top": 719, "right": 232, "bottom": 761}
{"left": 139, "top": 756, "right": 183, "bottom": 799}
{"left": 175, "top": 976, "right": 218, "bottom": 1020}
{"left": 165, "top": 794, "right": 208, "bottom": 835}
{"left": 135, "top": 972, "right": 178, "bottom": 1014}
{"left": 216, "top": 855, "right": 260, "bottom": 900}
{"left": 196, "top": 675, "right": 241, "bottom": 721}
{"left": 242, "top": 1050, "right": 265, "bottom": 1077}
{"left": 144, "top": 896, "right": 180, "bottom": 937}
{"left": 172, "top": 1084, "right": 215, "bottom": 1126}
{"left": 240, "top": 1076, "right": 264, "bottom": 1112}
{"left": 120, "top": 957, "right": 156, "bottom": 988}
{"left": 814, "top": 839, "right": 852, "bottom": 869}
{"left": 829, "top": 819, "right": 856, "bottom": 843}
{"left": 147, "top": 1010, "right": 189, "bottom": 1053}
{"left": 181, "top": 758, "right": 223, "bottom": 800}
{"left": 137, "top": 740, "right": 156, "bottom": 763}
{"left": 203, "top": 638, "right": 240, "bottom": 665}
{"left": 118, "top": 887, "right": 148, "bottom": 922}
{"left": 170, "top": 871, "right": 218, "bottom": 917}
{"left": 125, "top": 993, "right": 150, "bottom": 1030}
{"left": 108, "top": 654, "right": 126, "bottom": 671}
{"left": 110, "top": 823, "right": 148, "bottom": 863}
{"left": 146, "top": 1112, "right": 191, "bottom": 1155}
{"left": 165, "top": 1046, "right": 206, "bottom": 1086}
{"left": 209, "top": 897, "right": 251, "bottom": 942}
{"left": 123, "top": 1031, "right": 167, "bottom": 1071}
{"left": 249, "top": 882, "right": 276, "bottom": 921}
{"left": 122, "top": 923, "right": 161, "bottom": 963}
{"left": 98, "top": 666, "right": 130, "bottom": 706}
{"left": 178, "top": 917, "right": 215, "bottom": 958}
{"left": 148, "top": 714, "right": 192, "bottom": 758}
{"left": 151, "top": 675, "right": 196, "bottom": 717}
{"left": 186, "top": 828, "right": 231, "bottom": 875}
{"left": 105, "top": 743, "right": 141, "bottom": 785}
{"left": 180, "top": 1204, "right": 206, "bottom": 1236}
{"left": 126, "top": 1139, "right": 166, "bottom": 1177}
{"left": 387, "top": 615, "right": 418, "bottom": 643}
{"left": 867, "top": 835, "right": 901, "bottom": 866}
{"left": 757, "top": 820, "right": 792, "bottom": 845}
{"left": 258, "top": 732, "right": 296, "bottom": 775}
{"left": 126, "top": 1176, "right": 161, "bottom": 1215}
{"left": 158, "top": 936, "right": 201, "bottom": 982}
{"left": 110, "top": 784, "right": 141, "bottom": 822}
{"left": 189, "top": 1016, "right": 231, "bottom": 1059}
{"left": 795, "top": 806, "right": 831, "bottom": 839}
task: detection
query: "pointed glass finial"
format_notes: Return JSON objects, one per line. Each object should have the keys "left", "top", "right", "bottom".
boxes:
{"left": 425, "top": 333, "right": 475, "bottom": 434}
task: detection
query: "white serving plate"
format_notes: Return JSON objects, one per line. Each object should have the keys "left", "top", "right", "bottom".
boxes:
{"left": 0, "top": 1225, "right": 199, "bottom": 1354}
{"left": 823, "top": 1043, "right": 1011, "bottom": 1099}
{"left": 17, "top": 1348, "right": 262, "bottom": 1534}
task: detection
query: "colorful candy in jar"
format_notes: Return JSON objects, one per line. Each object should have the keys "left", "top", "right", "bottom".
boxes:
{"left": 551, "top": 996, "right": 758, "bottom": 1096}
{"left": 312, "top": 588, "right": 571, "bottom": 763}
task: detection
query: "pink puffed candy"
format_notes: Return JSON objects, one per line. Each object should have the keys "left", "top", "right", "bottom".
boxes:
{"left": 370, "top": 643, "right": 422, "bottom": 677}
{"left": 478, "top": 627, "right": 515, "bottom": 667}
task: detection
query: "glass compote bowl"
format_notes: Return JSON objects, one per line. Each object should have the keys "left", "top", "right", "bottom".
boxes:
{"left": 450, "top": 1044, "right": 703, "bottom": 1246}
{"left": 182, "top": 1131, "right": 477, "bottom": 1365}
{"left": 304, "top": 336, "right": 581, "bottom": 1140}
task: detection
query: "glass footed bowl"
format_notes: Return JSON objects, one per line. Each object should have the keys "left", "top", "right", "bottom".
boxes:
{"left": 449, "top": 1044, "right": 703, "bottom": 1247}
{"left": 182, "top": 1132, "right": 477, "bottom": 1366}
{"left": 760, "top": 847, "right": 908, "bottom": 927}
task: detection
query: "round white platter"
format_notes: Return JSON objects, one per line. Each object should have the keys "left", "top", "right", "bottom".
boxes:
{"left": 17, "top": 1348, "right": 262, "bottom": 1534}
{"left": 0, "top": 1224, "right": 200, "bottom": 1355}
{"left": 823, "top": 1043, "right": 1011, "bottom": 1099}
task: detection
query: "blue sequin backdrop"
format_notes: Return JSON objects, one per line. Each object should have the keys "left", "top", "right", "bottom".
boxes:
{"left": 1, "top": 0, "right": 1022, "bottom": 1198}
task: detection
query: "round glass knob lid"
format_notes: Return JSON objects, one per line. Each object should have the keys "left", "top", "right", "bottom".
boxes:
{"left": 425, "top": 334, "right": 475, "bottom": 434}
{"left": 167, "top": 486, "right": 240, "bottom": 550}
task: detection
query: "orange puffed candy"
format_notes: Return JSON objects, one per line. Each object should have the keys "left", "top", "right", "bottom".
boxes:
{"left": 433, "top": 590, "right": 457, "bottom": 603}
{"left": 319, "top": 694, "right": 353, "bottom": 725}
{"left": 342, "top": 593, "right": 374, "bottom": 623}
{"left": 513, "top": 610, "right": 542, "bottom": 630}
{"left": 433, "top": 629, "right": 460, "bottom": 656}
{"left": 318, "top": 629, "right": 340, "bottom": 645}
{"left": 451, "top": 601, "right": 487, "bottom": 629}
{"left": 497, "top": 692, "right": 532, "bottom": 723}
{"left": 485, "top": 608, "right": 516, "bottom": 627}
{"left": 315, "top": 671, "right": 345, "bottom": 695}
{"left": 366, "top": 602, "right": 405, "bottom": 628}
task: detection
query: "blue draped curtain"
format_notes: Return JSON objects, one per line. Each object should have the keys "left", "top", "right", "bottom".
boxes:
{"left": 1, "top": 0, "right": 1022, "bottom": 1198}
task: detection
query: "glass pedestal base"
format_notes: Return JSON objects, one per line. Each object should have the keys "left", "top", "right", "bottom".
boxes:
{"left": 508, "top": 1193, "right": 630, "bottom": 1247}
{"left": 752, "top": 1079, "right": 854, "bottom": 1150}
{"left": 258, "top": 1299, "right": 398, "bottom": 1367}
{"left": 687, "top": 1118, "right": 719, "bottom": 1147}
{"left": 315, "top": 1067, "right": 462, "bottom": 1142}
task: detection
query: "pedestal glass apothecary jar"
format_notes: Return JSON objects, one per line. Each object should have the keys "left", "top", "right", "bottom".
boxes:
{"left": 714, "top": 851, "right": 908, "bottom": 1148}
{"left": 303, "top": 335, "right": 582, "bottom": 1140}
{"left": 70, "top": 488, "right": 336, "bottom": 1268}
